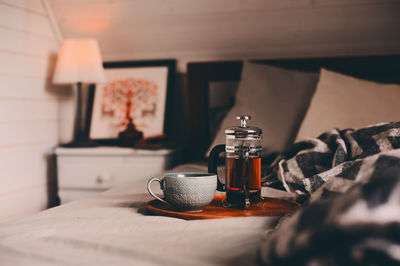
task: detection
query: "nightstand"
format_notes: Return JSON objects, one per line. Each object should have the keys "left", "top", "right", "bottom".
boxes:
{"left": 55, "top": 147, "right": 179, "bottom": 204}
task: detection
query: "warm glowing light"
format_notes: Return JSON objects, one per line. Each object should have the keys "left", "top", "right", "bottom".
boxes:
{"left": 77, "top": 19, "right": 111, "bottom": 33}
{"left": 68, "top": 8, "right": 114, "bottom": 33}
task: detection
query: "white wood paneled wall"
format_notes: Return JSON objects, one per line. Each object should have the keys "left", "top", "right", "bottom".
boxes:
{"left": 49, "top": 0, "right": 400, "bottom": 72}
{"left": 0, "top": 0, "right": 60, "bottom": 221}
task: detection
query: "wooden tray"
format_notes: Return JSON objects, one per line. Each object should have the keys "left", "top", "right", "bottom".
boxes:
{"left": 146, "top": 194, "right": 300, "bottom": 220}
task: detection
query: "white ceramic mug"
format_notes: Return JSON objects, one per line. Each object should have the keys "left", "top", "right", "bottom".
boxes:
{"left": 147, "top": 173, "right": 217, "bottom": 211}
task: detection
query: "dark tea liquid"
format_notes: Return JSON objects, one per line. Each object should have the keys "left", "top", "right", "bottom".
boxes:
{"left": 226, "top": 156, "right": 261, "bottom": 206}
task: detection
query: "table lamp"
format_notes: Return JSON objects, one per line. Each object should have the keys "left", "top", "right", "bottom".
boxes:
{"left": 53, "top": 38, "right": 105, "bottom": 147}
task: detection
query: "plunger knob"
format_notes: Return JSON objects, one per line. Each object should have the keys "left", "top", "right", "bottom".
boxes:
{"left": 236, "top": 115, "right": 251, "bottom": 127}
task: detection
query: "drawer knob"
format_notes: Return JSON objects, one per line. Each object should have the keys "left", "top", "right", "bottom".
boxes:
{"left": 96, "top": 174, "right": 111, "bottom": 184}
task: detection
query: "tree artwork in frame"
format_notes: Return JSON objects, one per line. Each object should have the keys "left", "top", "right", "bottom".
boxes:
{"left": 89, "top": 60, "right": 175, "bottom": 144}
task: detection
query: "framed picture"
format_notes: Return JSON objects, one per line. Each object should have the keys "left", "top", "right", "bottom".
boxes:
{"left": 88, "top": 60, "right": 176, "bottom": 144}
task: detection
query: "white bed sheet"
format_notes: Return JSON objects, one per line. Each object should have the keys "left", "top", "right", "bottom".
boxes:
{"left": 0, "top": 163, "right": 291, "bottom": 266}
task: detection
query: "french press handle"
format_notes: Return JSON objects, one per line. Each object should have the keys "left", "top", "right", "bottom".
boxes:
{"left": 208, "top": 144, "right": 226, "bottom": 192}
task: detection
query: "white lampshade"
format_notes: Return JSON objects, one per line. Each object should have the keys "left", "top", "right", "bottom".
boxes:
{"left": 53, "top": 38, "right": 105, "bottom": 84}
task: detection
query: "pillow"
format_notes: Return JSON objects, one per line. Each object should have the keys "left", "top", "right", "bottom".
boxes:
{"left": 207, "top": 61, "right": 319, "bottom": 155}
{"left": 296, "top": 68, "right": 400, "bottom": 141}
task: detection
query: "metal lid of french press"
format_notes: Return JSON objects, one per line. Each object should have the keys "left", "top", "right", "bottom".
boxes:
{"left": 224, "top": 115, "right": 262, "bottom": 139}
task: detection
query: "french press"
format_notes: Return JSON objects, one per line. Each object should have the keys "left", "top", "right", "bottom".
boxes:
{"left": 208, "top": 115, "right": 262, "bottom": 208}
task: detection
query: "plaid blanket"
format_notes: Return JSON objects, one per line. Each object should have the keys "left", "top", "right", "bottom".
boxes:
{"left": 259, "top": 122, "right": 400, "bottom": 265}
{"left": 262, "top": 121, "right": 400, "bottom": 202}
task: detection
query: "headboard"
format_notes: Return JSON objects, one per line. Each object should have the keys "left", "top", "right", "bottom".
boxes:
{"left": 185, "top": 55, "right": 400, "bottom": 161}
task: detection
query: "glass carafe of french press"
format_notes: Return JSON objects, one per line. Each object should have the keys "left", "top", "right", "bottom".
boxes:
{"left": 208, "top": 115, "right": 262, "bottom": 208}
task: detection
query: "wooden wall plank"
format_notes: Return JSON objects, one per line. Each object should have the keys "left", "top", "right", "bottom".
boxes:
{"left": 0, "top": 0, "right": 46, "bottom": 15}
{"left": 0, "top": 27, "right": 58, "bottom": 57}
{"left": 0, "top": 3, "right": 54, "bottom": 37}
{"left": 0, "top": 121, "right": 58, "bottom": 147}
{"left": 0, "top": 185, "right": 48, "bottom": 222}
{"left": 0, "top": 144, "right": 53, "bottom": 195}
{"left": 0, "top": 52, "right": 54, "bottom": 78}
{"left": 0, "top": 100, "right": 58, "bottom": 122}
{"left": 0, "top": 75, "right": 60, "bottom": 99}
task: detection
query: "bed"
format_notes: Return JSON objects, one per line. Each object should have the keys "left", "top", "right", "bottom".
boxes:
{"left": 1, "top": 54, "right": 400, "bottom": 265}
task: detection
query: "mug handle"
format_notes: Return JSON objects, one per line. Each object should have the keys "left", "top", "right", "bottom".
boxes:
{"left": 147, "top": 177, "right": 168, "bottom": 204}
{"left": 208, "top": 144, "right": 226, "bottom": 192}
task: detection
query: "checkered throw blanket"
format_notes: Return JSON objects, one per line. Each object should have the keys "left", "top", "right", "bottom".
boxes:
{"left": 259, "top": 122, "right": 400, "bottom": 265}
{"left": 262, "top": 121, "right": 400, "bottom": 202}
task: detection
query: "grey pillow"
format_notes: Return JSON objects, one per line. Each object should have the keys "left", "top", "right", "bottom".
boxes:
{"left": 207, "top": 61, "right": 319, "bottom": 155}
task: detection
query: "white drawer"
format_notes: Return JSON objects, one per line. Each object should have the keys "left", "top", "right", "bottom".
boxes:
{"left": 57, "top": 154, "right": 174, "bottom": 190}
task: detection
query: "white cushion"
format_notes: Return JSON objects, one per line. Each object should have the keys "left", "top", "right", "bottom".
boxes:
{"left": 296, "top": 68, "right": 400, "bottom": 141}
